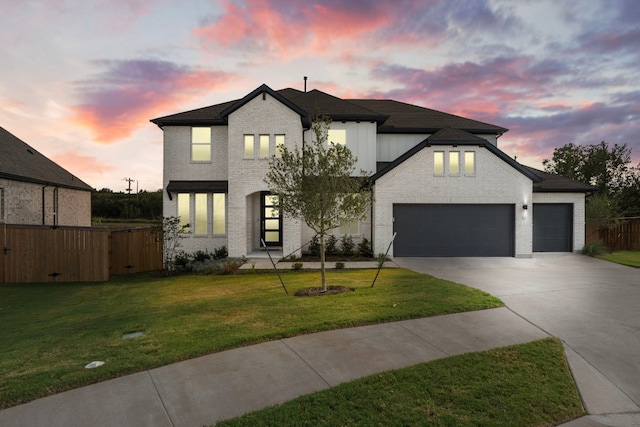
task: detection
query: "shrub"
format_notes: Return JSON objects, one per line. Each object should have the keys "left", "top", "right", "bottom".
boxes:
{"left": 335, "top": 262, "right": 345, "bottom": 269}
{"left": 308, "top": 235, "right": 320, "bottom": 256}
{"left": 219, "top": 258, "right": 244, "bottom": 275}
{"left": 358, "top": 237, "right": 374, "bottom": 258}
{"left": 293, "top": 262, "right": 303, "bottom": 270}
{"left": 582, "top": 240, "right": 608, "bottom": 257}
{"left": 326, "top": 235, "right": 338, "bottom": 256}
{"left": 340, "top": 235, "right": 355, "bottom": 257}
{"left": 174, "top": 251, "right": 191, "bottom": 270}
{"left": 213, "top": 245, "right": 228, "bottom": 260}
{"left": 192, "top": 250, "right": 212, "bottom": 262}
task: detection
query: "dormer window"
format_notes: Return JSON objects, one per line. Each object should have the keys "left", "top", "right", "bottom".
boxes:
{"left": 191, "top": 127, "right": 211, "bottom": 162}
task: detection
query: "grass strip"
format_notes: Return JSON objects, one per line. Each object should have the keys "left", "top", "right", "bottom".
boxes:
{"left": 217, "top": 338, "right": 585, "bottom": 427}
{"left": 0, "top": 268, "right": 501, "bottom": 409}
{"left": 597, "top": 250, "right": 640, "bottom": 268}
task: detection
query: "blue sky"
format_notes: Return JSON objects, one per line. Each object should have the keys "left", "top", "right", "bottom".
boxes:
{"left": 1, "top": 0, "right": 638, "bottom": 191}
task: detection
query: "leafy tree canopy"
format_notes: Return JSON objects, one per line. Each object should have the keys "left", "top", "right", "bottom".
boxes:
{"left": 264, "top": 116, "right": 372, "bottom": 291}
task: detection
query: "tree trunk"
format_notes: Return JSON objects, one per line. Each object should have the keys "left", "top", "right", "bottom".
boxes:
{"left": 320, "top": 232, "right": 327, "bottom": 292}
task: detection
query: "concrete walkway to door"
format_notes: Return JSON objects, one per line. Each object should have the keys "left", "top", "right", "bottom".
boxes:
{"left": 395, "top": 253, "right": 640, "bottom": 427}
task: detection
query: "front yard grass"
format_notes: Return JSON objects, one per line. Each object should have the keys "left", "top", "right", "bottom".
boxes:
{"left": 217, "top": 338, "right": 584, "bottom": 427}
{"left": 597, "top": 249, "right": 640, "bottom": 268}
{"left": 0, "top": 268, "right": 502, "bottom": 409}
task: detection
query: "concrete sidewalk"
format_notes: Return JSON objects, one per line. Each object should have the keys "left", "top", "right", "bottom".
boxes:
{"left": 1, "top": 307, "right": 551, "bottom": 427}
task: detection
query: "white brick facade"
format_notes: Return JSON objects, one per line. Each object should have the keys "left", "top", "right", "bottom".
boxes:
{"left": 157, "top": 84, "right": 589, "bottom": 259}
{"left": 373, "top": 145, "right": 533, "bottom": 257}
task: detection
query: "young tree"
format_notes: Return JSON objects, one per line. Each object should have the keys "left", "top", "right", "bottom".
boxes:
{"left": 264, "top": 116, "right": 372, "bottom": 292}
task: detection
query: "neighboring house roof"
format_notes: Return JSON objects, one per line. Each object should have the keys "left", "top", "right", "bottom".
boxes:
{"left": 371, "top": 127, "right": 541, "bottom": 183}
{"left": 0, "top": 127, "right": 93, "bottom": 191}
{"left": 150, "top": 84, "right": 507, "bottom": 136}
{"left": 524, "top": 166, "right": 596, "bottom": 193}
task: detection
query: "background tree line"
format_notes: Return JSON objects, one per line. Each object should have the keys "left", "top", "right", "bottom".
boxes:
{"left": 92, "top": 188, "right": 163, "bottom": 220}
{"left": 543, "top": 141, "right": 640, "bottom": 227}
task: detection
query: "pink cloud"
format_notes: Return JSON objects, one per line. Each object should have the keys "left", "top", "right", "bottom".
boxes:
{"left": 194, "top": 0, "right": 517, "bottom": 59}
{"left": 71, "top": 59, "right": 231, "bottom": 143}
{"left": 51, "top": 151, "right": 116, "bottom": 183}
{"left": 194, "top": 0, "right": 393, "bottom": 59}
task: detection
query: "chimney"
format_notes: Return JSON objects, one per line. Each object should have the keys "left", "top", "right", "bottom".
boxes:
{"left": 304, "top": 76, "right": 307, "bottom": 92}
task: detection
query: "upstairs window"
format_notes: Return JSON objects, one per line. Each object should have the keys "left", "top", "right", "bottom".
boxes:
{"left": 464, "top": 151, "right": 476, "bottom": 175}
{"left": 275, "top": 135, "right": 285, "bottom": 157}
{"left": 259, "top": 135, "right": 270, "bottom": 158}
{"left": 434, "top": 151, "right": 445, "bottom": 175}
{"left": 191, "top": 127, "right": 211, "bottom": 162}
{"left": 244, "top": 135, "right": 255, "bottom": 158}
{"left": 449, "top": 151, "right": 460, "bottom": 175}
{"left": 328, "top": 129, "right": 346, "bottom": 146}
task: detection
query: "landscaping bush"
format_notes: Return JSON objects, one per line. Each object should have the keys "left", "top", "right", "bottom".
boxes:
{"left": 192, "top": 249, "right": 212, "bottom": 262}
{"left": 308, "top": 236, "right": 320, "bottom": 256}
{"left": 340, "top": 235, "right": 355, "bottom": 257}
{"left": 213, "top": 245, "right": 228, "bottom": 260}
{"left": 582, "top": 240, "right": 608, "bottom": 256}
{"left": 358, "top": 237, "right": 374, "bottom": 258}
{"left": 326, "top": 235, "right": 338, "bottom": 255}
{"left": 335, "top": 262, "right": 345, "bottom": 269}
{"left": 174, "top": 251, "right": 191, "bottom": 270}
{"left": 293, "top": 262, "right": 303, "bottom": 271}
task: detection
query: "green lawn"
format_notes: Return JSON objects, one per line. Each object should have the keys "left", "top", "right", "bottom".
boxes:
{"left": 218, "top": 338, "right": 584, "bottom": 427}
{"left": 0, "top": 268, "right": 502, "bottom": 409}
{"left": 597, "top": 250, "right": 640, "bottom": 268}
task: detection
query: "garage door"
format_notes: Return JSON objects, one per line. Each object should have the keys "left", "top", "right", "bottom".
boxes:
{"left": 533, "top": 203, "right": 573, "bottom": 252}
{"left": 393, "top": 204, "right": 515, "bottom": 257}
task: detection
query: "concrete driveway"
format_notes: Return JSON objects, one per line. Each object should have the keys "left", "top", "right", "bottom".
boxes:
{"left": 395, "top": 253, "right": 640, "bottom": 426}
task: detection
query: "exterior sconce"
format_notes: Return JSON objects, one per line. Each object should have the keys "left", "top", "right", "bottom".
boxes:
{"left": 522, "top": 204, "right": 528, "bottom": 210}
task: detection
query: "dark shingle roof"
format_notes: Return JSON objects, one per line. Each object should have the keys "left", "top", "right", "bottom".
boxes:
{"left": 524, "top": 166, "right": 596, "bottom": 193}
{"left": 371, "top": 127, "right": 540, "bottom": 183}
{"left": 150, "top": 84, "right": 507, "bottom": 135}
{"left": 348, "top": 99, "right": 508, "bottom": 134}
{"left": 0, "top": 127, "right": 92, "bottom": 191}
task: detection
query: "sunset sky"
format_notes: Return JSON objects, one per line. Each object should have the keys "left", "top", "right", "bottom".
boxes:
{"left": 2, "top": 0, "right": 638, "bottom": 191}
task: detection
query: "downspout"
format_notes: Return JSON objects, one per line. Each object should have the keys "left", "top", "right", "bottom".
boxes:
{"left": 42, "top": 185, "right": 49, "bottom": 225}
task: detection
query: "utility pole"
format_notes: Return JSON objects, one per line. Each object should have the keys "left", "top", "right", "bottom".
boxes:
{"left": 123, "top": 177, "right": 134, "bottom": 194}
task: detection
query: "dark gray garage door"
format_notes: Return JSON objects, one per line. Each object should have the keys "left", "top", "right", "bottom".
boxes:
{"left": 393, "top": 204, "right": 515, "bottom": 257}
{"left": 533, "top": 203, "right": 573, "bottom": 252}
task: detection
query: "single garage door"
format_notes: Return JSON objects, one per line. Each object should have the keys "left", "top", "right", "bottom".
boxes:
{"left": 393, "top": 204, "right": 515, "bottom": 257}
{"left": 533, "top": 203, "right": 573, "bottom": 252}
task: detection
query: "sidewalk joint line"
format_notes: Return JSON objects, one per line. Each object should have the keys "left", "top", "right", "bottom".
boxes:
{"left": 147, "top": 370, "right": 176, "bottom": 427}
{"left": 280, "top": 339, "right": 332, "bottom": 388}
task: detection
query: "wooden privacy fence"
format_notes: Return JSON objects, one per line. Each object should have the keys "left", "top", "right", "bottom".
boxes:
{"left": 0, "top": 224, "right": 163, "bottom": 283}
{"left": 585, "top": 217, "right": 640, "bottom": 251}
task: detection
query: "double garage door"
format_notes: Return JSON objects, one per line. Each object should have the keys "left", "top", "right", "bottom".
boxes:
{"left": 393, "top": 204, "right": 515, "bottom": 257}
{"left": 393, "top": 203, "right": 573, "bottom": 257}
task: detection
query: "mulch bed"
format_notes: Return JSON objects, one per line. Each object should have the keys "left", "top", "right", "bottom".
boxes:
{"left": 294, "top": 286, "right": 356, "bottom": 296}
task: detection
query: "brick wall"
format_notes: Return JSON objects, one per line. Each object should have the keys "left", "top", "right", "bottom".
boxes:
{"left": 373, "top": 145, "right": 534, "bottom": 257}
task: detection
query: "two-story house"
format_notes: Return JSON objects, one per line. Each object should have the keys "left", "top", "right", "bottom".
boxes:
{"left": 0, "top": 127, "right": 92, "bottom": 227}
{"left": 151, "top": 84, "right": 593, "bottom": 259}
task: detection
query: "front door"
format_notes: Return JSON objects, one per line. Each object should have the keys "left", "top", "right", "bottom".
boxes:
{"left": 261, "top": 192, "right": 282, "bottom": 247}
